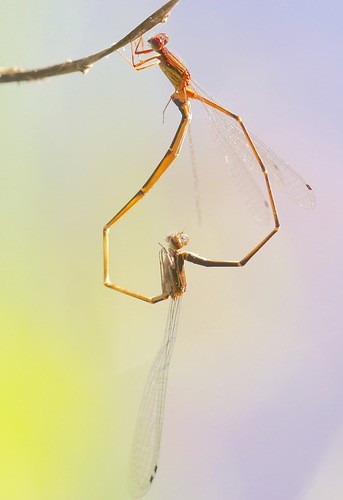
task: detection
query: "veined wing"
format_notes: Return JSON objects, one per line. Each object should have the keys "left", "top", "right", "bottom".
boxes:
{"left": 201, "top": 98, "right": 271, "bottom": 223}
{"left": 130, "top": 297, "right": 182, "bottom": 498}
{"left": 191, "top": 81, "right": 315, "bottom": 220}
{"left": 252, "top": 135, "right": 315, "bottom": 209}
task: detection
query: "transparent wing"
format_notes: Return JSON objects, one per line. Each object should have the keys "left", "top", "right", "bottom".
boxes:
{"left": 252, "top": 135, "right": 315, "bottom": 209}
{"left": 202, "top": 100, "right": 271, "bottom": 224}
{"left": 192, "top": 81, "right": 316, "bottom": 221}
{"left": 130, "top": 297, "right": 182, "bottom": 498}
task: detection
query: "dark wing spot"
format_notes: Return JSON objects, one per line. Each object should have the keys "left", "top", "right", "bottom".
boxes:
{"left": 149, "top": 465, "right": 158, "bottom": 483}
{"left": 306, "top": 184, "right": 313, "bottom": 191}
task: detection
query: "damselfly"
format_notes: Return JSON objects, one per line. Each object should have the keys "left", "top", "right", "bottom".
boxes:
{"left": 121, "top": 220, "right": 281, "bottom": 496}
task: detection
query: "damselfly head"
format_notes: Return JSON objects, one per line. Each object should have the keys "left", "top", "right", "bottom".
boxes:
{"left": 165, "top": 231, "right": 189, "bottom": 250}
{"left": 148, "top": 33, "right": 169, "bottom": 51}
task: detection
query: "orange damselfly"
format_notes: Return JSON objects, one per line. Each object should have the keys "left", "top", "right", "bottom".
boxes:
{"left": 129, "top": 222, "right": 282, "bottom": 496}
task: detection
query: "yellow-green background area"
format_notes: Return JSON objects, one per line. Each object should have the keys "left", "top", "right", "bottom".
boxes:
{"left": 1, "top": 1, "right": 342, "bottom": 499}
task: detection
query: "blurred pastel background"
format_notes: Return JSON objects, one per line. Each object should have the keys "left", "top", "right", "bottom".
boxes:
{"left": 1, "top": 1, "right": 342, "bottom": 499}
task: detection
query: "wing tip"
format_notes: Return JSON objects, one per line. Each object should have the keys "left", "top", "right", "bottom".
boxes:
{"left": 150, "top": 465, "right": 158, "bottom": 484}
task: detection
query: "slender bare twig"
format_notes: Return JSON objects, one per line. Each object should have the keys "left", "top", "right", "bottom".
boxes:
{"left": 0, "top": 0, "right": 179, "bottom": 84}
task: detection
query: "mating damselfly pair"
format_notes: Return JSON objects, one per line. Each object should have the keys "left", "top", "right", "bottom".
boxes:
{"left": 103, "top": 32, "right": 315, "bottom": 498}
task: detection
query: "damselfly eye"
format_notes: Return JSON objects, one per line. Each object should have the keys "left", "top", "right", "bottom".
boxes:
{"left": 179, "top": 233, "right": 189, "bottom": 246}
{"left": 149, "top": 33, "right": 169, "bottom": 50}
{"left": 161, "top": 33, "right": 169, "bottom": 45}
